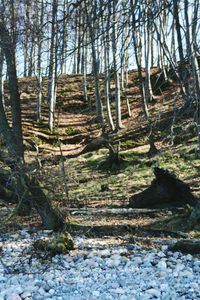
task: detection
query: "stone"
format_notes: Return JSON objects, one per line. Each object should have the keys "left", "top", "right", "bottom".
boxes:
{"left": 146, "top": 288, "right": 161, "bottom": 298}
{"left": 21, "top": 292, "right": 32, "bottom": 299}
{"left": 48, "top": 289, "right": 55, "bottom": 296}
{"left": 92, "top": 291, "right": 100, "bottom": 297}
{"left": 114, "top": 288, "right": 125, "bottom": 294}
{"left": 161, "top": 245, "right": 168, "bottom": 252}
{"left": 7, "top": 294, "right": 22, "bottom": 300}
{"left": 174, "top": 263, "right": 185, "bottom": 272}
{"left": 157, "top": 260, "right": 167, "bottom": 270}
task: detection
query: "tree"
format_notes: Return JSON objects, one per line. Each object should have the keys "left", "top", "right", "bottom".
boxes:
{"left": 102, "top": 1, "right": 115, "bottom": 131}
{"left": 173, "top": 0, "right": 190, "bottom": 98}
{"left": 86, "top": 0, "right": 104, "bottom": 127}
{"left": 60, "top": 0, "right": 69, "bottom": 74}
{"left": 47, "top": 0, "right": 58, "bottom": 131}
{"left": 36, "top": 0, "right": 44, "bottom": 122}
{"left": 111, "top": 0, "right": 123, "bottom": 131}
{"left": 0, "top": 19, "right": 64, "bottom": 230}
{"left": 0, "top": 47, "right": 4, "bottom": 109}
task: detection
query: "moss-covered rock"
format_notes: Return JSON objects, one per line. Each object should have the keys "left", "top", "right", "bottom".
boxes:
{"left": 33, "top": 231, "right": 75, "bottom": 255}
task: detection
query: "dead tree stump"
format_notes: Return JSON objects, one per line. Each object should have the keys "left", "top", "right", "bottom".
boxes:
{"left": 129, "top": 167, "right": 197, "bottom": 208}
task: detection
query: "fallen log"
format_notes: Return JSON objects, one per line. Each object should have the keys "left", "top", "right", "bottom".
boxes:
{"left": 129, "top": 167, "right": 197, "bottom": 208}
{"left": 168, "top": 239, "right": 200, "bottom": 254}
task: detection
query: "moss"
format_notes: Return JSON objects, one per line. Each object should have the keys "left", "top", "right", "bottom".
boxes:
{"left": 65, "top": 127, "right": 81, "bottom": 136}
{"left": 33, "top": 231, "right": 74, "bottom": 256}
{"left": 26, "top": 136, "right": 42, "bottom": 145}
{"left": 82, "top": 152, "right": 94, "bottom": 159}
{"left": 90, "top": 123, "right": 101, "bottom": 130}
{"left": 39, "top": 126, "right": 59, "bottom": 135}
{"left": 120, "top": 139, "right": 137, "bottom": 149}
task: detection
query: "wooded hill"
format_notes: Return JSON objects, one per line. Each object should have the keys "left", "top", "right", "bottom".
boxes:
{"left": 0, "top": 1, "right": 200, "bottom": 240}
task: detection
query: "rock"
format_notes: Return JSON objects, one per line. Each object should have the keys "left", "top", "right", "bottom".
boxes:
{"left": 157, "top": 260, "right": 167, "bottom": 270}
{"left": 1, "top": 231, "right": 200, "bottom": 300}
{"left": 114, "top": 288, "right": 125, "bottom": 294}
{"left": 92, "top": 290, "right": 100, "bottom": 297}
{"left": 0, "top": 276, "right": 6, "bottom": 283}
{"left": 157, "top": 251, "right": 165, "bottom": 258}
{"left": 106, "top": 257, "right": 121, "bottom": 268}
{"left": 146, "top": 288, "right": 161, "bottom": 298}
{"left": 161, "top": 245, "right": 168, "bottom": 251}
{"left": 174, "top": 263, "right": 185, "bottom": 272}
{"left": 48, "top": 289, "right": 55, "bottom": 295}
{"left": 7, "top": 294, "right": 22, "bottom": 300}
{"left": 21, "top": 292, "right": 32, "bottom": 299}
{"left": 126, "top": 244, "right": 135, "bottom": 250}
{"left": 84, "top": 258, "right": 98, "bottom": 268}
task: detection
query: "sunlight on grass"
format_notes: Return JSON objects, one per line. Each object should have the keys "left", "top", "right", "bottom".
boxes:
{"left": 67, "top": 142, "right": 200, "bottom": 206}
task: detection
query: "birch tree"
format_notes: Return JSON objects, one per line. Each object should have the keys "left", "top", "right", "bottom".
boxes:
{"left": 36, "top": 0, "right": 44, "bottom": 122}
{"left": 0, "top": 48, "right": 4, "bottom": 109}
{"left": 111, "top": 0, "right": 123, "bottom": 130}
{"left": 60, "top": 0, "right": 69, "bottom": 74}
{"left": 86, "top": 0, "right": 104, "bottom": 127}
{"left": 101, "top": 0, "right": 115, "bottom": 130}
{"left": 47, "top": 0, "right": 58, "bottom": 131}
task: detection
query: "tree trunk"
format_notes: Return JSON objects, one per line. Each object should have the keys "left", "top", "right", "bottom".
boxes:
{"left": 173, "top": 0, "right": 190, "bottom": 98}
{"left": 26, "top": 176, "right": 64, "bottom": 230}
{"left": 47, "top": 0, "right": 57, "bottom": 131}
{"left": 0, "top": 20, "right": 64, "bottom": 230}
{"left": 103, "top": 1, "right": 114, "bottom": 131}
{"left": 36, "top": 0, "right": 44, "bottom": 122}
{"left": 0, "top": 21, "right": 24, "bottom": 161}
{"left": 111, "top": 0, "right": 123, "bottom": 131}
{"left": 60, "top": 0, "right": 68, "bottom": 74}
{"left": 86, "top": 0, "right": 104, "bottom": 127}
{"left": 0, "top": 48, "right": 4, "bottom": 109}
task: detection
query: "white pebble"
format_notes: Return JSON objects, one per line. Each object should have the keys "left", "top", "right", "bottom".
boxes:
{"left": 21, "top": 292, "right": 32, "bottom": 299}
{"left": 7, "top": 294, "right": 22, "bottom": 300}
{"left": 146, "top": 288, "right": 161, "bottom": 298}
{"left": 114, "top": 288, "right": 125, "bottom": 294}
{"left": 92, "top": 290, "right": 100, "bottom": 297}
{"left": 157, "top": 260, "right": 167, "bottom": 270}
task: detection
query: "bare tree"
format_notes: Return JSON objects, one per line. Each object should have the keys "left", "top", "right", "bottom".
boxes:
{"left": 0, "top": 18, "right": 64, "bottom": 230}
{"left": 86, "top": 0, "right": 104, "bottom": 127}
{"left": 36, "top": 0, "right": 44, "bottom": 122}
{"left": 0, "top": 47, "right": 4, "bottom": 109}
{"left": 111, "top": 0, "right": 123, "bottom": 130}
{"left": 47, "top": 0, "right": 58, "bottom": 131}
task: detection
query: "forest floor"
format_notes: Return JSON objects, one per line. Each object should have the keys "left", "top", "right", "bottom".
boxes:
{"left": 1, "top": 70, "right": 200, "bottom": 246}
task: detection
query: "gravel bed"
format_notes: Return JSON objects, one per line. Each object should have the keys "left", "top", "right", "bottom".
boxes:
{"left": 0, "top": 230, "right": 200, "bottom": 300}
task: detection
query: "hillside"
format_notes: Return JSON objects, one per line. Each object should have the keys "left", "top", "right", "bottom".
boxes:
{"left": 1, "top": 70, "right": 199, "bottom": 234}
{"left": 1, "top": 70, "right": 200, "bottom": 300}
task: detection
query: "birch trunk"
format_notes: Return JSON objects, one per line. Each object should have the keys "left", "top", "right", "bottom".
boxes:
{"left": 86, "top": 0, "right": 104, "bottom": 127}
{"left": 144, "top": 0, "right": 154, "bottom": 103}
{"left": 0, "top": 48, "right": 4, "bottom": 109}
{"left": 61, "top": 0, "right": 68, "bottom": 74}
{"left": 47, "top": 0, "right": 57, "bottom": 131}
{"left": 184, "top": 0, "right": 200, "bottom": 155}
{"left": 111, "top": 0, "right": 123, "bottom": 131}
{"left": 103, "top": 2, "right": 114, "bottom": 131}
{"left": 36, "top": 0, "right": 44, "bottom": 122}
